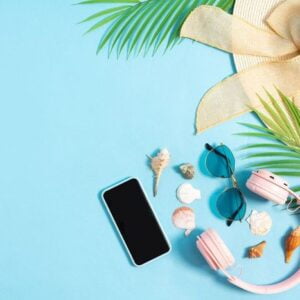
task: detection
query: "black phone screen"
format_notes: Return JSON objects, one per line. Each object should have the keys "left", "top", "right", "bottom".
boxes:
{"left": 103, "top": 178, "right": 170, "bottom": 265}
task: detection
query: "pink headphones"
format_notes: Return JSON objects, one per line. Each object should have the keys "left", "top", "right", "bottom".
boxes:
{"left": 246, "top": 169, "right": 300, "bottom": 208}
{"left": 197, "top": 170, "right": 300, "bottom": 294}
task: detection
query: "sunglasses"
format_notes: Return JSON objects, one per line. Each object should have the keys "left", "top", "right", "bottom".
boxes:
{"left": 204, "top": 143, "right": 247, "bottom": 226}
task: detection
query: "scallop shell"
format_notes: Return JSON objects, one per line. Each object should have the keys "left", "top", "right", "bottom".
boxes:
{"left": 179, "top": 163, "right": 195, "bottom": 179}
{"left": 248, "top": 241, "right": 267, "bottom": 259}
{"left": 285, "top": 226, "right": 300, "bottom": 263}
{"left": 172, "top": 207, "right": 196, "bottom": 236}
{"left": 246, "top": 210, "right": 272, "bottom": 236}
{"left": 176, "top": 183, "right": 201, "bottom": 204}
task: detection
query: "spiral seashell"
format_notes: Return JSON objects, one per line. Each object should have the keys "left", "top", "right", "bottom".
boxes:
{"left": 172, "top": 206, "right": 196, "bottom": 236}
{"left": 248, "top": 241, "right": 267, "bottom": 259}
{"left": 285, "top": 226, "right": 300, "bottom": 263}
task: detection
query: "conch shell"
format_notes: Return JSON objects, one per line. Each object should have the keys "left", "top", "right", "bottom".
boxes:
{"left": 172, "top": 206, "right": 196, "bottom": 236}
{"left": 285, "top": 226, "right": 300, "bottom": 263}
{"left": 148, "top": 148, "right": 170, "bottom": 197}
{"left": 248, "top": 241, "right": 267, "bottom": 259}
{"left": 179, "top": 163, "right": 195, "bottom": 179}
{"left": 176, "top": 183, "right": 201, "bottom": 204}
{"left": 246, "top": 210, "right": 272, "bottom": 236}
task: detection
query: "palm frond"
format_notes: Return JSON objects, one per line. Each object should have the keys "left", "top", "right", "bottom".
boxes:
{"left": 235, "top": 132, "right": 280, "bottom": 141}
{"left": 245, "top": 152, "right": 300, "bottom": 159}
{"left": 79, "top": 6, "right": 131, "bottom": 25}
{"left": 249, "top": 159, "right": 300, "bottom": 167}
{"left": 78, "top": 0, "right": 235, "bottom": 56}
{"left": 273, "top": 171, "right": 300, "bottom": 177}
{"left": 238, "top": 89, "right": 300, "bottom": 177}
{"left": 240, "top": 143, "right": 300, "bottom": 152}
{"left": 292, "top": 186, "right": 300, "bottom": 192}
{"left": 78, "top": 0, "right": 140, "bottom": 4}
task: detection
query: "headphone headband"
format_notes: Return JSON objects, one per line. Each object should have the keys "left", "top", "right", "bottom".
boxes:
{"left": 197, "top": 229, "right": 300, "bottom": 294}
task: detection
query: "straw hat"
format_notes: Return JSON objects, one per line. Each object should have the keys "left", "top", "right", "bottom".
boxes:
{"left": 180, "top": 0, "right": 300, "bottom": 132}
{"left": 233, "top": 0, "right": 284, "bottom": 71}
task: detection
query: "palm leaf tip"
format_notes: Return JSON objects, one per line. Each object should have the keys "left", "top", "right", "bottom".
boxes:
{"left": 237, "top": 89, "right": 300, "bottom": 177}
{"left": 78, "top": 0, "right": 235, "bottom": 56}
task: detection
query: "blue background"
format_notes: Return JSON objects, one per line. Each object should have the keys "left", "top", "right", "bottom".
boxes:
{"left": 1, "top": 1, "right": 299, "bottom": 299}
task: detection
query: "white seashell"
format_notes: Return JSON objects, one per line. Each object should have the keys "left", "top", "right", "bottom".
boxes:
{"left": 172, "top": 207, "right": 196, "bottom": 236}
{"left": 176, "top": 183, "right": 201, "bottom": 204}
{"left": 246, "top": 210, "right": 272, "bottom": 236}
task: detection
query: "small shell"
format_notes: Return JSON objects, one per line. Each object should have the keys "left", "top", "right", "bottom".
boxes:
{"left": 246, "top": 210, "right": 272, "bottom": 236}
{"left": 285, "top": 226, "right": 300, "bottom": 263}
{"left": 179, "top": 163, "right": 195, "bottom": 179}
{"left": 176, "top": 183, "right": 201, "bottom": 204}
{"left": 172, "top": 207, "right": 196, "bottom": 236}
{"left": 248, "top": 241, "right": 267, "bottom": 259}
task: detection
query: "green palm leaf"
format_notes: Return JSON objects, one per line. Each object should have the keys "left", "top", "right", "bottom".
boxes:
{"left": 78, "top": 0, "right": 140, "bottom": 4}
{"left": 249, "top": 159, "right": 300, "bottom": 167}
{"left": 292, "top": 186, "right": 300, "bottom": 192}
{"left": 83, "top": 10, "right": 128, "bottom": 34}
{"left": 238, "top": 89, "right": 300, "bottom": 177}
{"left": 235, "top": 132, "right": 280, "bottom": 141}
{"left": 127, "top": 0, "right": 162, "bottom": 56}
{"left": 79, "top": 6, "right": 131, "bottom": 24}
{"left": 165, "top": 0, "right": 200, "bottom": 51}
{"left": 96, "top": 3, "right": 141, "bottom": 53}
{"left": 245, "top": 152, "right": 300, "bottom": 159}
{"left": 78, "top": 0, "right": 235, "bottom": 56}
{"left": 107, "top": 3, "right": 145, "bottom": 55}
{"left": 273, "top": 171, "right": 300, "bottom": 177}
{"left": 264, "top": 89, "right": 300, "bottom": 144}
{"left": 117, "top": 0, "right": 157, "bottom": 56}
{"left": 136, "top": 0, "right": 175, "bottom": 55}
{"left": 152, "top": 0, "right": 191, "bottom": 55}
{"left": 240, "top": 143, "right": 300, "bottom": 152}
{"left": 254, "top": 96, "right": 290, "bottom": 137}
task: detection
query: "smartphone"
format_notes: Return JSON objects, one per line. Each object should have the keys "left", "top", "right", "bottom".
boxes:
{"left": 102, "top": 178, "right": 171, "bottom": 266}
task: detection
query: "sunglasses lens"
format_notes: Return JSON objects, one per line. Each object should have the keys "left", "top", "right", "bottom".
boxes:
{"left": 216, "top": 188, "right": 246, "bottom": 221}
{"left": 206, "top": 145, "right": 235, "bottom": 178}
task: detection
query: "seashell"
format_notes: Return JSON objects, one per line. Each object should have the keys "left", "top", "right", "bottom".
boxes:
{"left": 179, "top": 163, "right": 195, "bottom": 179}
{"left": 285, "top": 226, "right": 300, "bottom": 263}
{"left": 172, "top": 206, "right": 196, "bottom": 236}
{"left": 246, "top": 210, "right": 272, "bottom": 236}
{"left": 148, "top": 148, "right": 170, "bottom": 197}
{"left": 176, "top": 183, "right": 201, "bottom": 204}
{"left": 248, "top": 241, "right": 267, "bottom": 259}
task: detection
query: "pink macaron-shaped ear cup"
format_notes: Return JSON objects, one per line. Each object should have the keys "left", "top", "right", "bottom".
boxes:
{"left": 196, "top": 229, "right": 235, "bottom": 271}
{"left": 246, "top": 170, "right": 289, "bottom": 205}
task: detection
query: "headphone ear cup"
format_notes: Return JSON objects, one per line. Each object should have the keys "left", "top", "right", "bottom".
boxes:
{"left": 196, "top": 229, "right": 235, "bottom": 271}
{"left": 246, "top": 180, "right": 280, "bottom": 203}
{"left": 246, "top": 171, "right": 288, "bottom": 205}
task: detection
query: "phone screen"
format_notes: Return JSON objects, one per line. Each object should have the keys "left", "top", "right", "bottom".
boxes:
{"left": 103, "top": 178, "right": 170, "bottom": 265}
